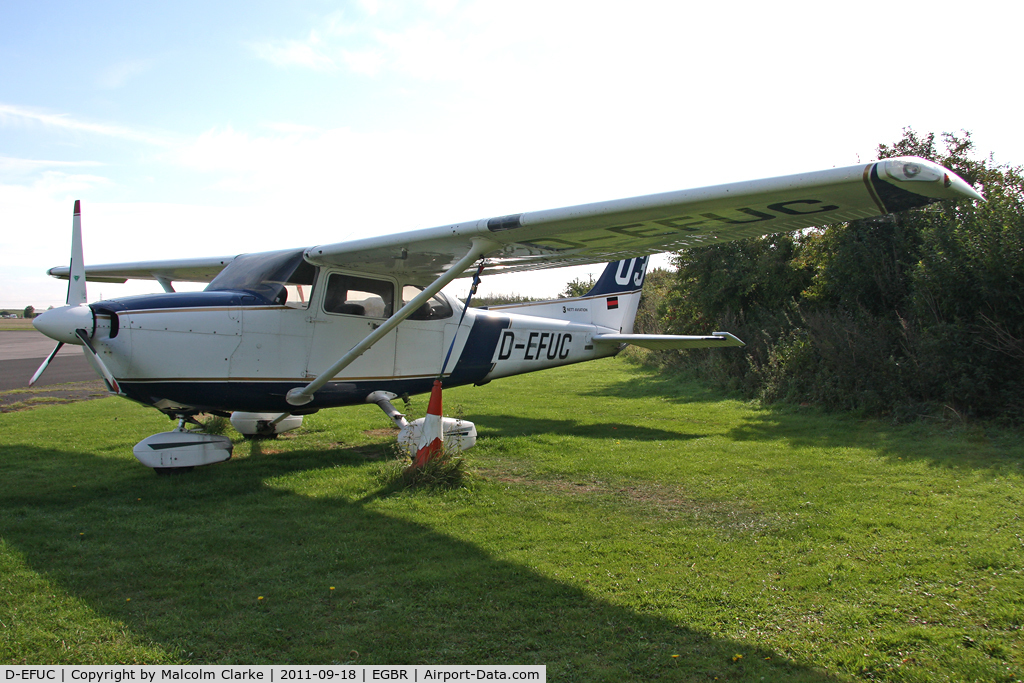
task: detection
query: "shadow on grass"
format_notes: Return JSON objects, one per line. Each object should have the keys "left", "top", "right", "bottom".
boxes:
{"left": 587, "top": 363, "right": 1024, "bottom": 472}
{"left": 0, "top": 442, "right": 839, "bottom": 681}
{"left": 475, "top": 415, "right": 701, "bottom": 443}
{"left": 722, "top": 408, "right": 1024, "bottom": 472}
{"left": 577, "top": 362, "right": 743, "bottom": 405}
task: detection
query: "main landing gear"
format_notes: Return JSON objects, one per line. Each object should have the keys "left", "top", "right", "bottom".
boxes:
{"left": 132, "top": 411, "right": 307, "bottom": 473}
{"left": 366, "top": 390, "right": 477, "bottom": 454}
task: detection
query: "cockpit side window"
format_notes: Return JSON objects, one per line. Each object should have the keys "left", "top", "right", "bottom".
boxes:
{"left": 401, "top": 285, "right": 454, "bottom": 320}
{"left": 323, "top": 273, "right": 394, "bottom": 318}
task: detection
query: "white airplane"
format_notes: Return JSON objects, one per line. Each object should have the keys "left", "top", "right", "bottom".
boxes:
{"left": 31, "top": 157, "right": 981, "bottom": 472}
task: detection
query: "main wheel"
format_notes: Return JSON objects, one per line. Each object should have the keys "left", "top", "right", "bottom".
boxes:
{"left": 153, "top": 466, "right": 195, "bottom": 476}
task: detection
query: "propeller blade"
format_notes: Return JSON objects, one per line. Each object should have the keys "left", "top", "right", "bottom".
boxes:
{"left": 28, "top": 342, "right": 64, "bottom": 386}
{"left": 67, "top": 199, "right": 87, "bottom": 306}
{"left": 75, "top": 328, "right": 122, "bottom": 395}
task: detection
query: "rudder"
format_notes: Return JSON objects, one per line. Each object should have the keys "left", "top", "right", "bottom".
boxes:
{"left": 584, "top": 257, "right": 649, "bottom": 297}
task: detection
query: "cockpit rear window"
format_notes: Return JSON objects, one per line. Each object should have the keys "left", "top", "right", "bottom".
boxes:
{"left": 401, "top": 285, "right": 454, "bottom": 320}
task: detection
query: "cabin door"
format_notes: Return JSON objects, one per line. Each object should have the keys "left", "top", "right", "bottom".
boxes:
{"left": 306, "top": 271, "right": 397, "bottom": 382}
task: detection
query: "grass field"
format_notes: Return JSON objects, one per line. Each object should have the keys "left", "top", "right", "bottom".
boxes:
{"left": 1, "top": 358, "right": 1021, "bottom": 681}
{"left": 0, "top": 319, "right": 37, "bottom": 331}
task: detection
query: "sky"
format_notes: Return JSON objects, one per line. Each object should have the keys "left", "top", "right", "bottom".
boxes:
{"left": 1, "top": 0, "right": 1021, "bottom": 309}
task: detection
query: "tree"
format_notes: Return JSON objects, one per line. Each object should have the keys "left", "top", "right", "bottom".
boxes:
{"left": 655, "top": 129, "right": 1024, "bottom": 420}
{"left": 632, "top": 268, "right": 672, "bottom": 335}
{"left": 559, "top": 276, "right": 596, "bottom": 299}
{"left": 808, "top": 129, "right": 1024, "bottom": 416}
{"left": 662, "top": 232, "right": 810, "bottom": 334}
{"left": 23, "top": 306, "right": 34, "bottom": 319}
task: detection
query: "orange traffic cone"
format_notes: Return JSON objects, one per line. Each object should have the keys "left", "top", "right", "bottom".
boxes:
{"left": 413, "top": 380, "right": 444, "bottom": 468}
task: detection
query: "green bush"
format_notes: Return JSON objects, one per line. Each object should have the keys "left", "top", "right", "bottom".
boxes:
{"left": 654, "top": 129, "right": 1024, "bottom": 422}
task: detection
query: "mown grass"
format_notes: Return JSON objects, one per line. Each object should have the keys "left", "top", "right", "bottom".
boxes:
{"left": 0, "top": 358, "right": 1021, "bottom": 681}
{"left": 0, "top": 319, "right": 37, "bottom": 331}
{"left": 0, "top": 382, "right": 110, "bottom": 413}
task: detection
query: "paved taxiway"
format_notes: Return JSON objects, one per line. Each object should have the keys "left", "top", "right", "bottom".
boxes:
{"left": 0, "top": 331, "right": 96, "bottom": 391}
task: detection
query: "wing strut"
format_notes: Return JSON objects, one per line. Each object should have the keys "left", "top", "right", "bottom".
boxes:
{"left": 439, "top": 262, "right": 485, "bottom": 377}
{"left": 285, "top": 237, "right": 500, "bottom": 407}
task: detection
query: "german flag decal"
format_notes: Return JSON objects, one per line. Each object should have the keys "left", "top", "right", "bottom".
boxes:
{"left": 606, "top": 296, "right": 619, "bottom": 310}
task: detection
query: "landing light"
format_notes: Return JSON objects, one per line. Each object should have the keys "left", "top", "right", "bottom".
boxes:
{"left": 882, "top": 158, "right": 943, "bottom": 183}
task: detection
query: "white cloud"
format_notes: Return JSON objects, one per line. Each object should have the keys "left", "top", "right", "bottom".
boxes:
{"left": 0, "top": 157, "right": 103, "bottom": 174}
{"left": 247, "top": 31, "right": 337, "bottom": 71}
{"left": 356, "top": 0, "right": 380, "bottom": 16}
{"left": 97, "top": 58, "right": 156, "bottom": 89}
{"left": 0, "top": 103, "right": 173, "bottom": 147}
{"left": 339, "top": 48, "right": 385, "bottom": 76}
{"left": 261, "top": 122, "right": 323, "bottom": 134}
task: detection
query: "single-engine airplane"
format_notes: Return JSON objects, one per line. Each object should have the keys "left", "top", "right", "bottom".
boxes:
{"left": 31, "top": 157, "right": 981, "bottom": 472}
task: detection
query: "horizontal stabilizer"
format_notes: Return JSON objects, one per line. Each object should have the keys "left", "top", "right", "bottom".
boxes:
{"left": 593, "top": 331, "right": 744, "bottom": 350}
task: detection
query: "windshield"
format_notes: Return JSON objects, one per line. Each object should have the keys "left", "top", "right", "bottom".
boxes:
{"left": 206, "top": 250, "right": 317, "bottom": 307}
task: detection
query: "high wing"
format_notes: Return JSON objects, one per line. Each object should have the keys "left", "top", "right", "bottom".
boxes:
{"left": 307, "top": 157, "right": 980, "bottom": 280}
{"left": 49, "top": 157, "right": 981, "bottom": 285}
{"left": 48, "top": 255, "right": 236, "bottom": 285}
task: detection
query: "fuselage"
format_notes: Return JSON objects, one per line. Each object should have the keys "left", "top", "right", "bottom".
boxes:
{"left": 33, "top": 249, "right": 647, "bottom": 416}
{"left": 37, "top": 287, "right": 622, "bottom": 416}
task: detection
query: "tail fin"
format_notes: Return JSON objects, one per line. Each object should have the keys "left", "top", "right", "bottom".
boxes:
{"left": 583, "top": 256, "right": 649, "bottom": 297}
{"left": 581, "top": 257, "right": 648, "bottom": 333}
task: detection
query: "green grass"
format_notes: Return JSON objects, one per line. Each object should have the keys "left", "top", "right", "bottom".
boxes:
{"left": 0, "top": 319, "right": 36, "bottom": 331}
{"left": 1, "top": 358, "right": 1022, "bottom": 681}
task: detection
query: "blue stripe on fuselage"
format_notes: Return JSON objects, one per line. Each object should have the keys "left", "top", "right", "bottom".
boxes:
{"left": 93, "top": 290, "right": 275, "bottom": 312}
{"left": 118, "top": 378, "right": 441, "bottom": 414}
{"left": 447, "top": 314, "right": 511, "bottom": 385}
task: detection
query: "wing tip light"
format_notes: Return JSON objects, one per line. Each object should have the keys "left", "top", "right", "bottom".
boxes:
{"left": 880, "top": 157, "right": 984, "bottom": 202}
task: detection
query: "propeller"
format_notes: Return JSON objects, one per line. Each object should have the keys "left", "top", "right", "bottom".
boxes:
{"left": 28, "top": 341, "right": 64, "bottom": 386}
{"left": 75, "top": 328, "right": 121, "bottom": 394}
{"left": 29, "top": 201, "right": 123, "bottom": 394}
